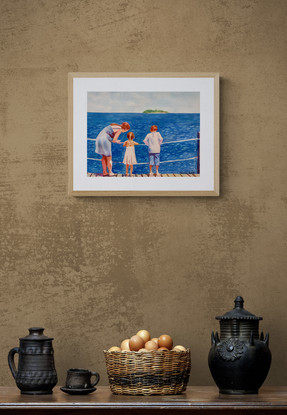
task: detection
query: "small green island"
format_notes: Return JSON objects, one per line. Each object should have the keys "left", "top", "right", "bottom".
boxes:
{"left": 143, "top": 109, "right": 169, "bottom": 114}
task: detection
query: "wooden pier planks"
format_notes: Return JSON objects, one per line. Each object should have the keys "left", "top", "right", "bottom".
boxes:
{"left": 87, "top": 173, "right": 200, "bottom": 178}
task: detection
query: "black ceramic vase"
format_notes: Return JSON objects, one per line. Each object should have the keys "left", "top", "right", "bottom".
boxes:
{"left": 208, "top": 296, "right": 271, "bottom": 394}
{"left": 8, "top": 327, "right": 58, "bottom": 395}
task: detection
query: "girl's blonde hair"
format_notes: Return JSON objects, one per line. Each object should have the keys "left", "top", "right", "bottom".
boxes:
{"left": 127, "top": 132, "right": 135, "bottom": 140}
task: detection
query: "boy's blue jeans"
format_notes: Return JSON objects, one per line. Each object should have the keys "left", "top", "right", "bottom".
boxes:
{"left": 149, "top": 153, "right": 160, "bottom": 166}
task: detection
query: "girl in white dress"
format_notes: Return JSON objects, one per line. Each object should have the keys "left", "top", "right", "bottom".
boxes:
{"left": 123, "top": 132, "right": 139, "bottom": 176}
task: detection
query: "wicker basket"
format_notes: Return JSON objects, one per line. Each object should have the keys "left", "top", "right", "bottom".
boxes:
{"left": 104, "top": 349, "right": 191, "bottom": 395}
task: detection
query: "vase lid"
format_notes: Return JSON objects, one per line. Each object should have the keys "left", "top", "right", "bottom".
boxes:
{"left": 216, "top": 296, "right": 263, "bottom": 321}
{"left": 20, "top": 327, "right": 53, "bottom": 341}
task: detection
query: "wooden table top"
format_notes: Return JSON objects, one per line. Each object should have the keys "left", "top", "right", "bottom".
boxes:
{"left": 1, "top": 386, "right": 287, "bottom": 413}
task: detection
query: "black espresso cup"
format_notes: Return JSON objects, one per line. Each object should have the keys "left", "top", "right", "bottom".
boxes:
{"left": 66, "top": 368, "right": 100, "bottom": 389}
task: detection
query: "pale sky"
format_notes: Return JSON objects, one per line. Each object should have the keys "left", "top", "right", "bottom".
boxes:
{"left": 87, "top": 92, "right": 200, "bottom": 113}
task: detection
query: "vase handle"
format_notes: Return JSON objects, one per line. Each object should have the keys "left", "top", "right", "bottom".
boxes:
{"left": 8, "top": 347, "right": 20, "bottom": 379}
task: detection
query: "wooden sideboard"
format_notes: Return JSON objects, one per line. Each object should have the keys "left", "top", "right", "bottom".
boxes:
{"left": 0, "top": 386, "right": 287, "bottom": 414}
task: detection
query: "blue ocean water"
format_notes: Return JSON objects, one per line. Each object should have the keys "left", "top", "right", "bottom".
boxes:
{"left": 87, "top": 113, "right": 200, "bottom": 175}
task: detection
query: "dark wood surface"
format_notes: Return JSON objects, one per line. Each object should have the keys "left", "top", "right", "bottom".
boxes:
{"left": 0, "top": 386, "right": 287, "bottom": 414}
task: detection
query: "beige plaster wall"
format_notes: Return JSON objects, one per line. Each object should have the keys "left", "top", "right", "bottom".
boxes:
{"left": 1, "top": 0, "right": 287, "bottom": 387}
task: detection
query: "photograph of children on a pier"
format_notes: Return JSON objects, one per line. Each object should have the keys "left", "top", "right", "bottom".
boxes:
{"left": 87, "top": 92, "right": 200, "bottom": 177}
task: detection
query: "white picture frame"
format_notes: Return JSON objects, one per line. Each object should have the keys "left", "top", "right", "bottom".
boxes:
{"left": 68, "top": 73, "right": 219, "bottom": 196}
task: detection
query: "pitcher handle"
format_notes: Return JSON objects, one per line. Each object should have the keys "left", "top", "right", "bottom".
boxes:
{"left": 90, "top": 371, "right": 100, "bottom": 387}
{"left": 8, "top": 347, "right": 20, "bottom": 379}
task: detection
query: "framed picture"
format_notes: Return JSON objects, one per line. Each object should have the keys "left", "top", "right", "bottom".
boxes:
{"left": 68, "top": 73, "right": 219, "bottom": 196}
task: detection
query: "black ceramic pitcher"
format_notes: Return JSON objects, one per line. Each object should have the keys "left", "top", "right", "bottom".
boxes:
{"left": 8, "top": 327, "right": 58, "bottom": 394}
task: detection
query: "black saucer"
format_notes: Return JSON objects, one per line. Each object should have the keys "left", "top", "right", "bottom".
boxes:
{"left": 60, "top": 386, "right": 97, "bottom": 395}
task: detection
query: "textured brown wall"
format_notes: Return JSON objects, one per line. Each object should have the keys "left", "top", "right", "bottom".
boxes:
{"left": 1, "top": 0, "right": 287, "bottom": 387}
